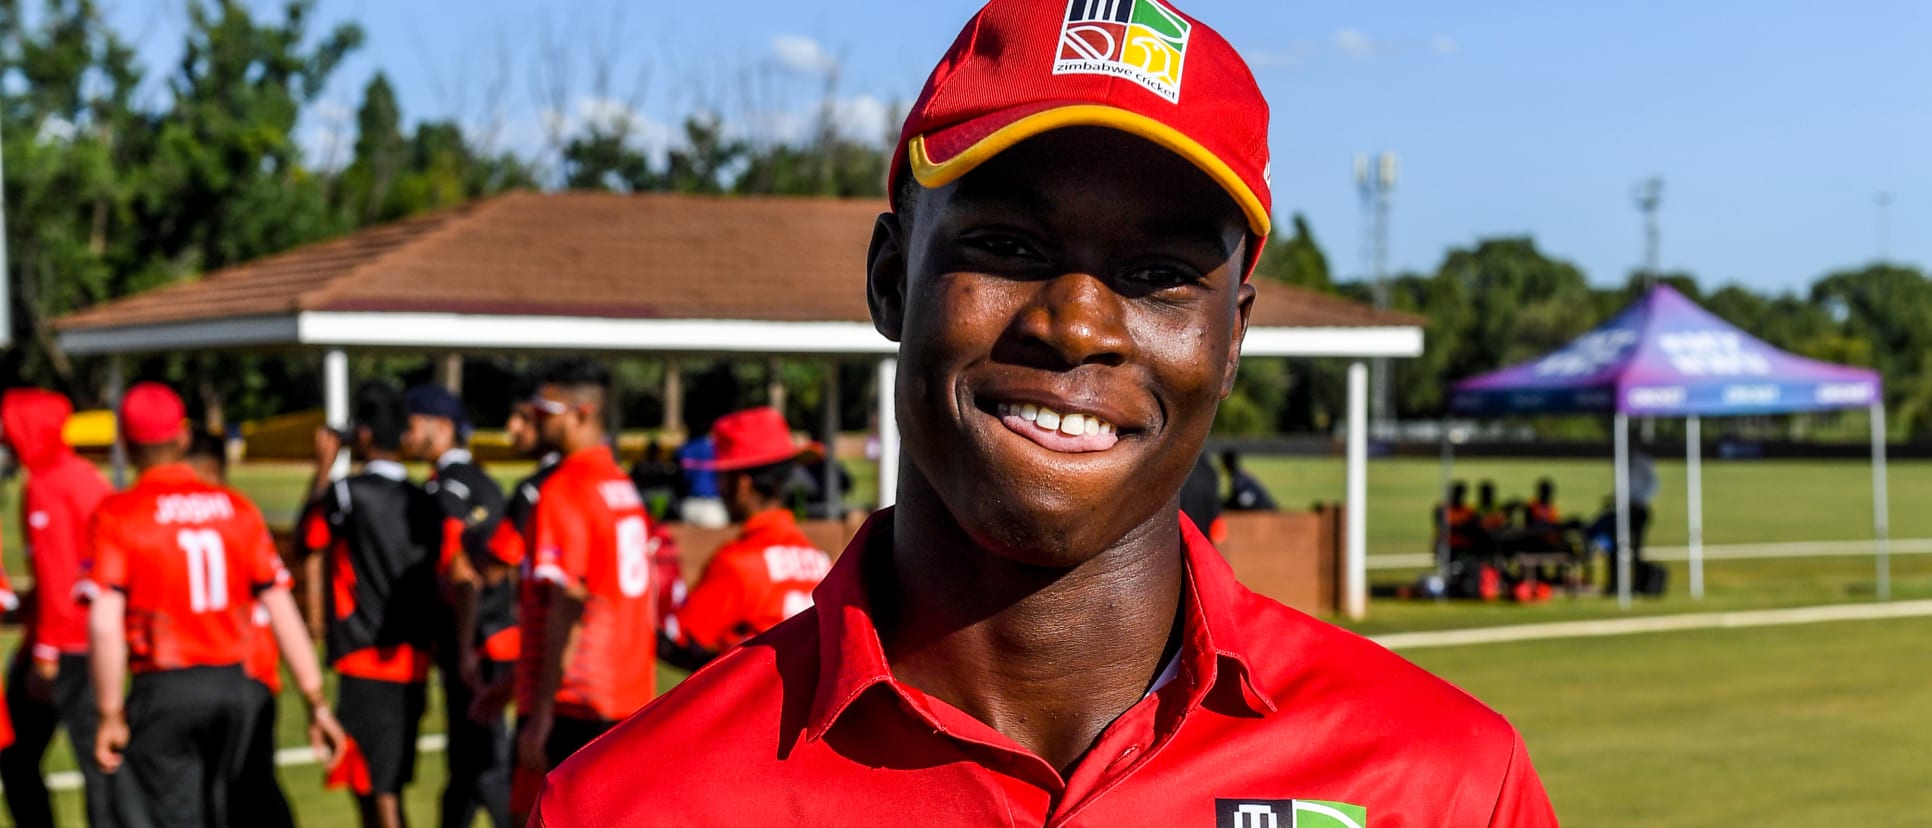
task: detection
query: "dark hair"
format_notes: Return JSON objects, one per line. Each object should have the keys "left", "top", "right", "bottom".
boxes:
{"left": 1450, "top": 480, "right": 1469, "bottom": 503}
{"left": 891, "top": 161, "right": 922, "bottom": 221}
{"left": 536, "top": 358, "right": 611, "bottom": 393}
{"left": 1536, "top": 478, "right": 1555, "bottom": 499}
{"left": 353, "top": 381, "right": 408, "bottom": 451}
{"left": 738, "top": 460, "right": 799, "bottom": 502}
{"left": 186, "top": 428, "right": 226, "bottom": 470}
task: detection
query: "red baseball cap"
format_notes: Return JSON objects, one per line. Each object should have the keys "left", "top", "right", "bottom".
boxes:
{"left": 120, "top": 382, "right": 187, "bottom": 446}
{"left": 891, "top": 0, "right": 1273, "bottom": 265}
{"left": 687, "top": 407, "right": 823, "bottom": 472}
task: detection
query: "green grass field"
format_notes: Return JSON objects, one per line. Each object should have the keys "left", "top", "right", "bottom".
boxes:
{"left": 7, "top": 455, "right": 1928, "bottom": 826}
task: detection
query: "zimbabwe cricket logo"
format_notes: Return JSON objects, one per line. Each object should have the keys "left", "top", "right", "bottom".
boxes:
{"left": 1054, "top": 0, "right": 1192, "bottom": 103}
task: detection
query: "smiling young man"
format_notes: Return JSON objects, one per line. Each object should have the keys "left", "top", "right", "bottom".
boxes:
{"left": 535, "top": 1, "right": 1556, "bottom": 825}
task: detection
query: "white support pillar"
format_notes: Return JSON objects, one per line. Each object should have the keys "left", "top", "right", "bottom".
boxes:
{"left": 1614, "top": 412, "right": 1633, "bottom": 609}
{"left": 1872, "top": 402, "right": 1891, "bottom": 601}
{"left": 1687, "top": 415, "right": 1704, "bottom": 599}
{"left": 324, "top": 348, "right": 351, "bottom": 480}
{"left": 877, "top": 357, "right": 899, "bottom": 509}
{"left": 822, "top": 360, "right": 842, "bottom": 517}
{"left": 1344, "top": 361, "right": 1369, "bottom": 620}
{"left": 663, "top": 361, "right": 684, "bottom": 437}
{"left": 435, "top": 353, "right": 464, "bottom": 394}
{"left": 106, "top": 354, "right": 127, "bottom": 488}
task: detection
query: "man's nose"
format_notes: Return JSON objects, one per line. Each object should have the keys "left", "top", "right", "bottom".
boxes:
{"left": 1007, "top": 272, "right": 1132, "bottom": 369}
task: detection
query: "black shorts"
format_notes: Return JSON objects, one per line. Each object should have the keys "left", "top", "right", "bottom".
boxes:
{"left": 336, "top": 676, "right": 428, "bottom": 795}
{"left": 518, "top": 714, "right": 617, "bottom": 770}
{"left": 122, "top": 665, "right": 254, "bottom": 828}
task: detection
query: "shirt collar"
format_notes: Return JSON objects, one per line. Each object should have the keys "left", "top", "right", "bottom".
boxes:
{"left": 436, "top": 448, "right": 473, "bottom": 471}
{"left": 803, "top": 510, "right": 1274, "bottom": 744}
{"left": 137, "top": 463, "right": 201, "bottom": 485}
{"left": 741, "top": 507, "right": 797, "bottom": 538}
{"left": 363, "top": 459, "right": 408, "bottom": 481}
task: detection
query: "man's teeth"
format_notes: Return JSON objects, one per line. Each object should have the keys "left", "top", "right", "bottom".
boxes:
{"left": 997, "top": 402, "right": 1117, "bottom": 436}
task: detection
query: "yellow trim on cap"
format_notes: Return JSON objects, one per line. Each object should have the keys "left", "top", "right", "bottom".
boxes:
{"left": 908, "top": 104, "right": 1270, "bottom": 237}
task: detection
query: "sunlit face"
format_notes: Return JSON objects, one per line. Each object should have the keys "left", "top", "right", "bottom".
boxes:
{"left": 529, "top": 386, "right": 580, "bottom": 455}
{"left": 401, "top": 414, "right": 447, "bottom": 461}
{"left": 506, "top": 404, "right": 538, "bottom": 456}
{"left": 869, "top": 127, "right": 1254, "bottom": 567}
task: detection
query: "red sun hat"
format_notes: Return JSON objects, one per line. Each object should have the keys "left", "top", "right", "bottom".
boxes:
{"left": 687, "top": 407, "right": 824, "bottom": 472}
{"left": 120, "top": 382, "right": 188, "bottom": 446}
{"left": 891, "top": 0, "right": 1273, "bottom": 272}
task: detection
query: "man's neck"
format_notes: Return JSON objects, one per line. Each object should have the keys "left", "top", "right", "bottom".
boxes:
{"left": 560, "top": 431, "right": 605, "bottom": 457}
{"left": 876, "top": 472, "right": 1185, "bottom": 778}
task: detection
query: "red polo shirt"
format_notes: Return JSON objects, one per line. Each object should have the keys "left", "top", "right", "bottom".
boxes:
{"left": 535, "top": 511, "right": 1556, "bottom": 826}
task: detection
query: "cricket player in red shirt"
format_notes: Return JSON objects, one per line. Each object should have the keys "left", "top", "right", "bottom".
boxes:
{"left": 88, "top": 383, "right": 343, "bottom": 828}
{"left": 0, "top": 387, "right": 120, "bottom": 828}
{"left": 509, "top": 360, "right": 654, "bottom": 825}
{"left": 299, "top": 382, "right": 444, "bottom": 828}
{"left": 185, "top": 429, "right": 295, "bottom": 828}
{"left": 659, "top": 407, "right": 830, "bottom": 670}
{"left": 536, "top": 2, "right": 1557, "bottom": 825}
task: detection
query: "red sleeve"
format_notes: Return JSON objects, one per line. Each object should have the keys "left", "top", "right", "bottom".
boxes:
{"left": 531, "top": 487, "right": 589, "bottom": 589}
{"left": 486, "top": 520, "right": 524, "bottom": 568}
{"left": 670, "top": 549, "right": 750, "bottom": 652}
{"left": 439, "top": 517, "right": 466, "bottom": 577}
{"left": 1486, "top": 731, "right": 1558, "bottom": 827}
{"left": 88, "top": 506, "right": 129, "bottom": 594}
{"left": 239, "top": 502, "right": 291, "bottom": 593}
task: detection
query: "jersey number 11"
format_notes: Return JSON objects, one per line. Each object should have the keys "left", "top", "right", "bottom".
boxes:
{"left": 178, "top": 528, "right": 229, "bottom": 613}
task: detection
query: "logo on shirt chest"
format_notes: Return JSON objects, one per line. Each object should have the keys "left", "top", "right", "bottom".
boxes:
{"left": 1215, "top": 799, "right": 1366, "bottom": 828}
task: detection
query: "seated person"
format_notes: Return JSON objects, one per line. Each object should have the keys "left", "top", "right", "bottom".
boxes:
{"left": 1433, "top": 481, "right": 1484, "bottom": 558}
{"left": 1520, "top": 478, "right": 1570, "bottom": 554}
{"left": 1475, "top": 480, "right": 1509, "bottom": 533}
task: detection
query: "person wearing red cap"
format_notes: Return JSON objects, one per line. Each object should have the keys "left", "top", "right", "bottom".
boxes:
{"left": 87, "top": 382, "right": 345, "bottom": 827}
{"left": 536, "top": 1, "right": 1555, "bottom": 826}
{"left": 0, "top": 387, "right": 118, "bottom": 828}
{"left": 658, "top": 407, "right": 831, "bottom": 670}
{"left": 296, "top": 382, "right": 443, "bottom": 828}
{"left": 509, "top": 359, "right": 655, "bottom": 826}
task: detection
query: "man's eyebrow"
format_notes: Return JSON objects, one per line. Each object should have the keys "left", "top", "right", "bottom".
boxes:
{"left": 1137, "top": 217, "right": 1244, "bottom": 259}
{"left": 945, "top": 182, "right": 1056, "bottom": 217}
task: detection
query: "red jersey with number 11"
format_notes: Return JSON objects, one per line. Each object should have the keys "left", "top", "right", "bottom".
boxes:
{"left": 89, "top": 464, "right": 290, "bottom": 674}
{"left": 518, "top": 446, "right": 655, "bottom": 721}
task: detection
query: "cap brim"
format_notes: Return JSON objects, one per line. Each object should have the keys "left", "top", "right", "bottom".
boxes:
{"left": 907, "top": 102, "right": 1271, "bottom": 238}
{"left": 683, "top": 442, "right": 825, "bottom": 473}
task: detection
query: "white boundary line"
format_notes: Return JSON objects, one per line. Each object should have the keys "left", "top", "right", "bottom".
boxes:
{"left": 1372, "top": 599, "right": 1932, "bottom": 651}
{"left": 1367, "top": 537, "right": 1932, "bottom": 570}
{"left": 35, "top": 733, "right": 450, "bottom": 793}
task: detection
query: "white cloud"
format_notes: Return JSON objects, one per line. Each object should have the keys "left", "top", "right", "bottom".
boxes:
{"left": 1243, "top": 39, "right": 1317, "bottom": 70}
{"left": 828, "top": 95, "right": 893, "bottom": 144}
{"left": 297, "top": 99, "right": 355, "bottom": 170}
{"left": 1431, "top": 35, "right": 1458, "bottom": 57}
{"left": 1334, "top": 29, "right": 1374, "bottom": 58}
{"left": 771, "top": 34, "right": 839, "bottom": 77}
{"left": 35, "top": 115, "right": 77, "bottom": 144}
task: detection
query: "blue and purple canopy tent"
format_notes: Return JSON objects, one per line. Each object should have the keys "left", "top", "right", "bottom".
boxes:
{"left": 1447, "top": 285, "right": 1889, "bottom": 607}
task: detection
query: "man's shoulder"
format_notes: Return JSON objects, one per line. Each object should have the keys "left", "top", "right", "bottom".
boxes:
{"left": 1229, "top": 586, "right": 1520, "bottom": 753}
{"left": 540, "top": 612, "right": 822, "bottom": 820}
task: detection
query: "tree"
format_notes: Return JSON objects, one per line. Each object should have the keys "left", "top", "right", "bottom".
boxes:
{"left": 334, "top": 72, "right": 407, "bottom": 223}
{"left": 0, "top": 0, "right": 143, "bottom": 399}
{"left": 1251, "top": 213, "right": 1331, "bottom": 291}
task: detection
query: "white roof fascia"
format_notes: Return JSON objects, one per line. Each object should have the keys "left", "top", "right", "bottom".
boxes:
{"left": 1240, "top": 326, "right": 1425, "bottom": 358}
{"left": 58, "top": 315, "right": 301, "bottom": 356}
{"left": 61, "top": 311, "right": 1425, "bottom": 360}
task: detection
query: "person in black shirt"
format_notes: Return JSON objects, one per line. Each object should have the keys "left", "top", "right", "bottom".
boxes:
{"left": 1220, "top": 450, "right": 1279, "bottom": 511}
{"left": 403, "top": 385, "right": 515, "bottom": 828}
{"left": 298, "top": 382, "right": 442, "bottom": 828}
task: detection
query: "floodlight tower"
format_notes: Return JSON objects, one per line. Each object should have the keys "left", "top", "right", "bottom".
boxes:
{"left": 1356, "top": 151, "right": 1397, "bottom": 437}
{"left": 1634, "top": 177, "right": 1664, "bottom": 292}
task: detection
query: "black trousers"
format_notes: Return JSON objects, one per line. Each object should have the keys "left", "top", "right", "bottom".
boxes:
{"left": 230, "top": 680, "right": 294, "bottom": 828}
{"left": 120, "top": 665, "right": 255, "bottom": 828}
{"left": 0, "top": 650, "right": 124, "bottom": 828}
{"left": 440, "top": 659, "right": 513, "bottom": 828}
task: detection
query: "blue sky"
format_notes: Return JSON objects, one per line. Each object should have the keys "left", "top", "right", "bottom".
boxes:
{"left": 104, "top": 0, "right": 1930, "bottom": 294}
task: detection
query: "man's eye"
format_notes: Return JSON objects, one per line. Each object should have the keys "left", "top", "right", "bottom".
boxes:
{"left": 965, "top": 237, "right": 1039, "bottom": 260}
{"left": 1122, "top": 265, "right": 1201, "bottom": 291}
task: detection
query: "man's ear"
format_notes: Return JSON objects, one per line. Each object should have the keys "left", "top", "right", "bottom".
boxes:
{"left": 1221, "top": 280, "right": 1257, "bottom": 398}
{"left": 866, "top": 212, "right": 908, "bottom": 343}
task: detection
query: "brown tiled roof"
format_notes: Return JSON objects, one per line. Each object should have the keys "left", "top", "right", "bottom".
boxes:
{"left": 57, "top": 191, "right": 1418, "bottom": 331}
